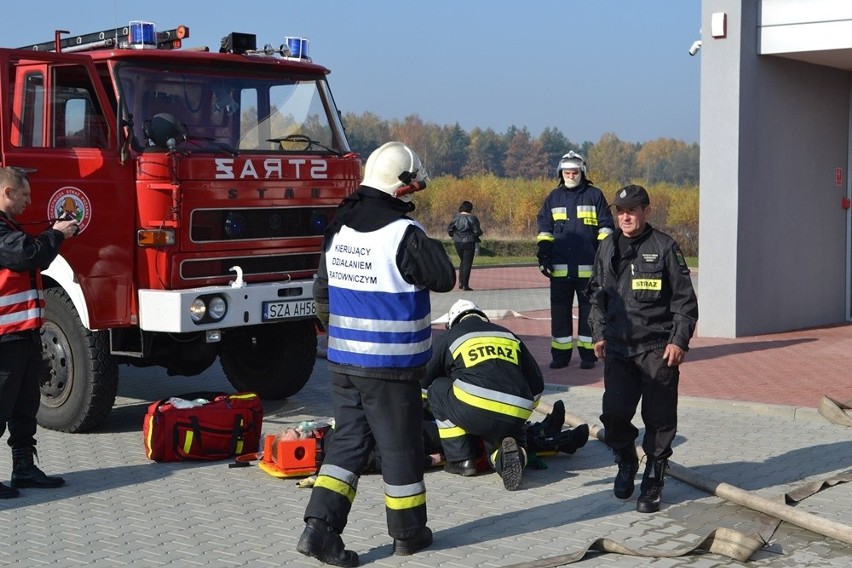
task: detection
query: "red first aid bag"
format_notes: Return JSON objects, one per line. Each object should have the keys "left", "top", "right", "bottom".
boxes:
{"left": 143, "top": 392, "right": 263, "bottom": 462}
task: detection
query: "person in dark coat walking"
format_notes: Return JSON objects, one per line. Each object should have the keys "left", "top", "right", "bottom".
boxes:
{"left": 447, "top": 200, "right": 482, "bottom": 291}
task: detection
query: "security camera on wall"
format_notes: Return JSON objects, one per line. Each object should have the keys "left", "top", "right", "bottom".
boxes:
{"left": 688, "top": 40, "right": 702, "bottom": 56}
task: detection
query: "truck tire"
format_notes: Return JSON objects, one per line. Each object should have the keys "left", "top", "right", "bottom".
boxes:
{"left": 220, "top": 320, "right": 317, "bottom": 399}
{"left": 38, "top": 288, "right": 118, "bottom": 433}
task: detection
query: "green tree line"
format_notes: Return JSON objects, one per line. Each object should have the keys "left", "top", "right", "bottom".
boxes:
{"left": 342, "top": 112, "right": 700, "bottom": 256}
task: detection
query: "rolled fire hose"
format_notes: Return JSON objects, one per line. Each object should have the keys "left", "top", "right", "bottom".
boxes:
{"left": 818, "top": 396, "right": 852, "bottom": 427}
{"left": 514, "top": 401, "right": 852, "bottom": 565}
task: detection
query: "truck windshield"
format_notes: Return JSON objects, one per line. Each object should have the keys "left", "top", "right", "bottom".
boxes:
{"left": 115, "top": 63, "right": 349, "bottom": 154}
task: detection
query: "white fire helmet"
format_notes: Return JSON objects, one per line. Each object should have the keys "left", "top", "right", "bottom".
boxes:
{"left": 446, "top": 299, "right": 488, "bottom": 329}
{"left": 361, "top": 141, "right": 429, "bottom": 202}
{"left": 558, "top": 151, "right": 587, "bottom": 174}
{"left": 558, "top": 151, "right": 587, "bottom": 188}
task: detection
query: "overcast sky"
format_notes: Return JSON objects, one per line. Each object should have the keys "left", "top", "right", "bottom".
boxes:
{"left": 3, "top": 0, "right": 702, "bottom": 144}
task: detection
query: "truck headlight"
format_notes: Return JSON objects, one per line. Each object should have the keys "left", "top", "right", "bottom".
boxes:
{"left": 208, "top": 296, "right": 227, "bottom": 321}
{"left": 190, "top": 295, "right": 228, "bottom": 324}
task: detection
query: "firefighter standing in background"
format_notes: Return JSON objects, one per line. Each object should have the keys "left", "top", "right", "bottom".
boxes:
{"left": 587, "top": 184, "right": 698, "bottom": 513}
{"left": 0, "top": 166, "right": 78, "bottom": 499}
{"left": 422, "top": 299, "right": 545, "bottom": 491}
{"left": 297, "top": 142, "right": 456, "bottom": 567}
{"left": 536, "top": 152, "right": 613, "bottom": 370}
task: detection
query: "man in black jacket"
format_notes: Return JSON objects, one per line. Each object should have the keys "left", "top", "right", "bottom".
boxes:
{"left": 0, "top": 166, "right": 78, "bottom": 499}
{"left": 587, "top": 185, "right": 698, "bottom": 514}
{"left": 422, "top": 299, "right": 545, "bottom": 491}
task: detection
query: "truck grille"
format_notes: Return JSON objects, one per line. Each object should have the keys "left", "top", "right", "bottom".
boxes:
{"left": 180, "top": 253, "right": 320, "bottom": 280}
{"left": 190, "top": 207, "right": 333, "bottom": 242}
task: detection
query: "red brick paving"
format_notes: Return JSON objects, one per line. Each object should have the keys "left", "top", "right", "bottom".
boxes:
{"left": 459, "top": 266, "right": 852, "bottom": 409}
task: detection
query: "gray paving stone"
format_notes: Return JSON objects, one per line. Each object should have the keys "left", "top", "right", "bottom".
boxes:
{"left": 1, "top": 350, "right": 850, "bottom": 567}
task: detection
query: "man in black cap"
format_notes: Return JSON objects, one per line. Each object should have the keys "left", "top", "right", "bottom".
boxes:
{"left": 587, "top": 184, "right": 698, "bottom": 513}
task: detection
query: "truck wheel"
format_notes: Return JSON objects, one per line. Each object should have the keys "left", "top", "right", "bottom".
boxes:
{"left": 220, "top": 320, "right": 317, "bottom": 399}
{"left": 38, "top": 288, "right": 118, "bottom": 433}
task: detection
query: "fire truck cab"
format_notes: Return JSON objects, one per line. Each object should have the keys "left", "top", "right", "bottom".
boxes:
{"left": 0, "top": 23, "right": 360, "bottom": 432}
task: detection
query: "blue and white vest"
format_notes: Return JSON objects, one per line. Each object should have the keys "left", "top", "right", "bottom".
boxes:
{"left": 326, "top": 219, "right": 432, "bottom": 368}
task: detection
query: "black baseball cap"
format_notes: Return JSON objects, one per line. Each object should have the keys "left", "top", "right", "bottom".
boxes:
{"left": 611, "top": 185, "right": 650, "bottom": 208}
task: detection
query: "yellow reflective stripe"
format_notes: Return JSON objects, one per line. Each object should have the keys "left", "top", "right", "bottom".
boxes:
{"left": 551, "top": 207, "right": 567, "bottom": 221}
{"left": 145, "top": 415, "right": 156, "bottom": 458}
{"left": 315, "top": 475, "right": 357, "bottom": 503}
{"left": 577, "top": 206, "right": 598, "bottom": 226}
{"left": 437, "top": 424, "right": 467, "bottom": 439}
{"left": 228, "top": 393, "right": 258, "bottom": 400}
{"left": 552, "top": 265, "right": 568, "bottom": 277}
{"left": 577, "top": 264, "right": 593, "bottom": 278}
{"left": 551, "top": 339, "right": 573, "bottom": 350}
{"left": 453, "top": 385, "right": 532, "bottom": 420}
{"left": 235, "top": 417, "right": 244, "bottom": 454}
{"left": 183, "top": 431, "right": 194, "bottom": 455}
{"left": 536, "top": 232, "right": 554, "bottom": 243}
{"left": 386, "top": 492, "right": 426, "bottom": 510}
{"left": 576, "top": 337, "right": 595, "bottom": 349}
{"left": 598, "top": 227, "right": 613, "bottom": 239}
{"left": 632, "top": 279, "right": 662, "bottom": 291}
{"left": 385, "top": 481, "right": 426, "bottom": 510}
{"left": 436, "top": 418, "right": 467, "bottom": 439}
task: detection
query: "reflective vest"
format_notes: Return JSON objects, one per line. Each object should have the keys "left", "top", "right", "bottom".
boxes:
{"left": 326, "top": 219, "right": 432, "bottom": 368}
{"left": 0, "top": 220, "right": 45, "bottom": 335}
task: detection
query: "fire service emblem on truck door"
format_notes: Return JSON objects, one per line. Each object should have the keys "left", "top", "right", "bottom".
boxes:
{"left": 47, "top": 187, "right": 92, "bottom": 234}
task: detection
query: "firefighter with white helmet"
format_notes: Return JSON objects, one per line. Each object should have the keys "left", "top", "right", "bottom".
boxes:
{"left": 361, "top": 141, "right": 429, "bottom": 202}
{"left": 421, "top": 299, "right": 545, "bottom": 491}
{"left": 298, "top": 141, "right": 455, "bottom": 566}
{"left": 536, "top": 151, "right": 614, "bottom": 370}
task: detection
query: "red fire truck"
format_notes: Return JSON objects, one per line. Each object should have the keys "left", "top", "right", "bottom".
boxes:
{"left": 0, "top": 23, "right": 360, "bottom": 432}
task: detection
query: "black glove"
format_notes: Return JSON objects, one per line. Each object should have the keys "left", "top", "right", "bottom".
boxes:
{"left": 537, "top": 241, "right": 554, "bottom": 278}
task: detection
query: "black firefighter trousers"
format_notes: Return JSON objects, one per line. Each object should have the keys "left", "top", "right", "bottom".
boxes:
{"left": 426, "top": 376, "right": 526, "bottom": 467}
{"left": 303, "top": 370, "right": 427, "bottom": 540}
{"left": 600, "top": 349, "right": 679, "bottom": 461}
{"left": 0, "top": 332, "right": 43, "bottom": 449}
{"left": 549, "top": 277, "right": 595, "bottom": 366}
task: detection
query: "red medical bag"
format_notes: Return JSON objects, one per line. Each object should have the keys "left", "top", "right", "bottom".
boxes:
{"left": 143, "top": 392, "right": 263, "bottom": 462}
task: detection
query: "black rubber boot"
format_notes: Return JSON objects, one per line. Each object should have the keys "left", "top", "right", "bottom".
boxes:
{"left": 555, "top": 424, "right": 589, "bottom": 455}
{"left": 11, "top": 447, "right": 65, "bottom": 489}
{"left": 542, "top": 400, "right": 565, "bottom": 436}
{"left": 0, "top": 482, "right": 21, "bottom": 499}
{"left": 444, "top": 459, "right": 477, "bottom": 477}
{"left": 495, "top": 437, "right": 524, "bottom": 491}
{"left": 296, "top": 518, "right": 359, "bottom": 567}
{"left": 612, "top": 447, "right": 639, "bottom": 499}
{"left": 393, "top": 526, "right": 433, "bottom": 556}
{"left": 636, "top": 459, "right": 667, "bottom": 513}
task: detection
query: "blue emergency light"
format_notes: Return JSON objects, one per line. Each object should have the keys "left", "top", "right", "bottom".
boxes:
{"left": 285, "top": 37, "right": 309, "bottom": 60}
{"left": 129, "top": 21, "right": 156, "bottom": 49}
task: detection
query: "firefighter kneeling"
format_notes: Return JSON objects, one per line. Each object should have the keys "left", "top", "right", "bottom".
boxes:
{"left": 422, "top": 300, "right": 588, "bottom": 491}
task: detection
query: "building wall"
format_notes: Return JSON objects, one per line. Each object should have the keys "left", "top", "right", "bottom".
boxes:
{"left": 699, "top": 0, "right": 850, "bottom": 336}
